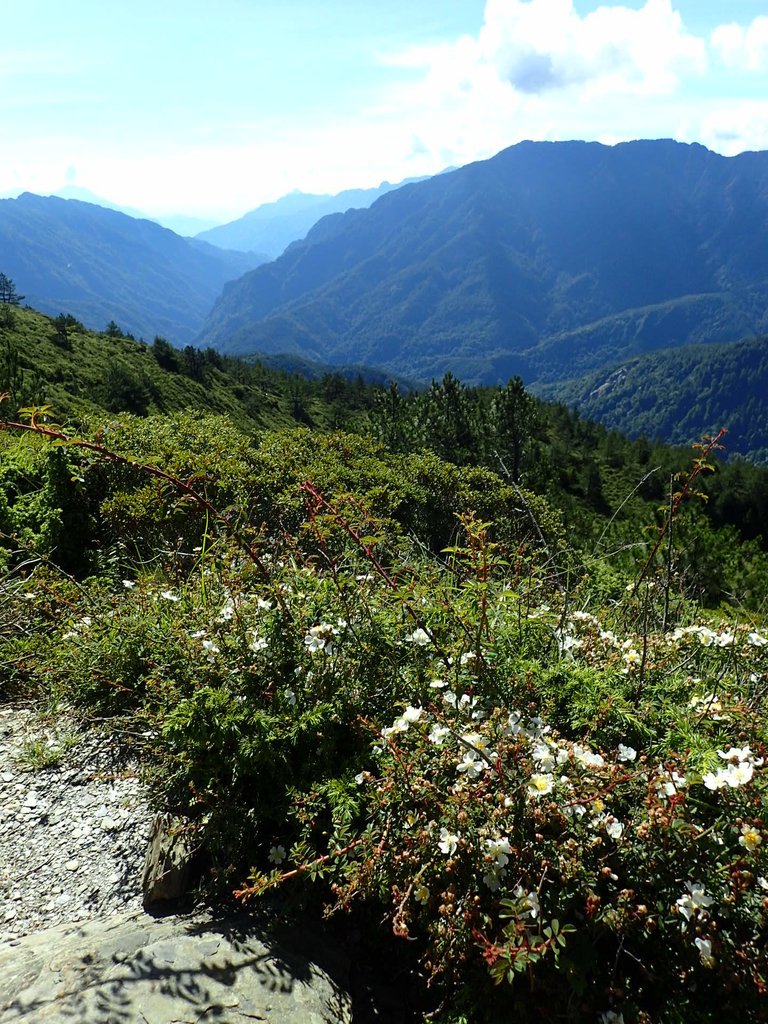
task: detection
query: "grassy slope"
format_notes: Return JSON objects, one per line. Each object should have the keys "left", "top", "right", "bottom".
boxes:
{"left": 0, "top": 306, "right": 368, "bottom": 433}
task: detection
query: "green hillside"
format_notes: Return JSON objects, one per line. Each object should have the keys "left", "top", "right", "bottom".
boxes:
{"left": 3, "top": 302, "right": 768, "bottom": 613}
{"left": 0, "top": 304, "right": 374, "bottom": 434}
{"left": 539, "top": 334, "right": 768, "bottom": 462}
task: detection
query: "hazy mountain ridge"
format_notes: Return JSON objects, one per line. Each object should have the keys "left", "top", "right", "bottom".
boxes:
{"left": 0, "top": 194, "right": 266, "bottom": 344}
{"left": 197, "top": 140, "right": 768, "bottom": 384}
{"left": 195, "top": 176, "right": 428, "bottom": 258}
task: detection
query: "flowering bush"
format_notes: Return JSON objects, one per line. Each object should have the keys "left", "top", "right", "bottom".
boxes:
{"left": 1, "top": 415, "right": 766, "bottom": 1023}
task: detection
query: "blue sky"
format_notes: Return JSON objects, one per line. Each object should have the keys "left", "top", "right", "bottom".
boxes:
{"left": 2, "top": 1, "right": 767, "bottom": 222}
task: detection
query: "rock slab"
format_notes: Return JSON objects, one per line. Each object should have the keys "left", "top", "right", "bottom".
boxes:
{"left": 0, "top": 908, "right": 352, "bottom": 1023}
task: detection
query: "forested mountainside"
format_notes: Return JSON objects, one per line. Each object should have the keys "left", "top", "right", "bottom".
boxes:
{"left": 198, "top": 139, "right": 768, "bottom": 385}
{"left": 539, "top": 334, "right": 768, "bottom": 463}
{"left": 0, "top": 194, "right": 265, "bottom": 344}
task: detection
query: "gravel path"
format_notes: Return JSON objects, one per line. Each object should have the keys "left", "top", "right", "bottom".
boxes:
{"left": 0, "top": 704, "right": 154, "bottom": 945}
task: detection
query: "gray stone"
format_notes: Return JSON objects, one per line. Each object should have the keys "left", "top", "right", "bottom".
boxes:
{"left": 0, "top": 909, "right": 352, "bottom": 1023}
{"left": 141, "top": 813, "right": 197, "bottom": 905}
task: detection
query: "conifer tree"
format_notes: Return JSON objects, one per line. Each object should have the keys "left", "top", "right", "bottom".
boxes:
{"left": 0, "top": 273, "right": 23, "bottom": 305}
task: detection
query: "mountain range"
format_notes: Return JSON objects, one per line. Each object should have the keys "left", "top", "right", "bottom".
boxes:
{"left": 4, "top": 140, "right": 768, "bottom": 460}
{"left": 0, "top": 193, "right": 265, "bottom": 344}
{"left": 197, "top": 139, "right": 768, "bottom": 386}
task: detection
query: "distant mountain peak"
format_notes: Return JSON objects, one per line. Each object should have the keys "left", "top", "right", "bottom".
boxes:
{"left": 195, "top": 175, "right": 433, "bottom": 258}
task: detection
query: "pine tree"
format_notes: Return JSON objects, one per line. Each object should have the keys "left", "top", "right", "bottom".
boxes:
{"left": 0, "top": 273, "right": 23, "bottom": 305}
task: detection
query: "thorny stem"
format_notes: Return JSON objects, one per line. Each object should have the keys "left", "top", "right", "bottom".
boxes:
{"left": 234, "top": 837, "right": 364, "bottom": 902}
{"left": 630, "top": 429, "right": 727, "bottom": 600}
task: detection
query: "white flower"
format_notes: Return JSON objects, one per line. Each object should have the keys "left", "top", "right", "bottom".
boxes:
{"left": 485, "top": 836, "right": 512, "bottom": 867}
{"left": 739, "top": 824, "right": 762, "bottom": 852}
{"left": 599, "top": 1012, "right": 624, "bottom": 1024}
{"left": 456, "top": 751, "right": 486, "bottom": 780}
{"left": 405, "top": 627, "right": 431, "bottom": 646}
{"left": 621, "top": 648, "right": 641, "bottom": 672}
{"left": 462, "top": 730, "right": 490, "bottom": 751}
{"left": 428, "top": 724, "right": 451, "bottom": 746}
{"left": 401, "top": 705, "right": 424, "bottom": 724}
{"left": 532, "top": 741, "right": 555, "bottom": 764}
{"left": 727, "top": 761, "right": 755, "bottom": 787}
{"left": 160, "top": 590, "right": 179, "bottom": 602}
{"left": 283, "top": 688, "right": 297, "bottom": 706}
{"left": 201, "top": 639, "right": 219, "bottom": 661}
{"left": 304, "top": 623, "right": 338, "bottom": 654}
{"left": 605, "top": 818, "right": 624, "bottom": 840}
{"left": 562, "top": 802, "right": 588, "bottom": 819}
{"left": 702, "top": 770, "right": 727, "bottom": 791}
{"left": 389, "top": 706, "right": 425, "bottom": 734}
{"left": 528, "top": 773, "right": 554, "bottom": 797}
{"left": 217, "top": 600, "right": 235, "bottom": 622}
{"left": 715, "top": 631, "right": 735, "bottom": 647}
{"left": 256, "top": 597, "right": 273, "bottom": 612}
{"left": 718, "top": 745, "right": 760, "bottom": 764}
{"left": 617, "top": 744, "right": 637, "bottom": 762}
{"left": 573, "top": 744, "right": 605, "bottom": 770}
{"left": 414, "top": 884, "right": 430, "bottom": 904}
{"left": 483, "top": 869, "right": 504, "bottom": 891}
{"left": 747, "top": 631, "right": 767, "bottom": 647}
{"left": 268, "top": 844, "right": 286, "bottom": 864}
{"left": 514, "top": 886, "right": 540, "bottom": 919}
{"left": 438, "top": 827, "right": 459, "bottom": 855}
{"left": 694, "top": 936, "right": 715, "bottom": 967}
{"left": 429, "top": 678, "right": 447, "bottom": 689}
{"left": 525, "top": 716, "right": 549, "bottom": 740}
{"left": 695, "top": 626, "right": 716, "bottom": 646}
{"left": 354, "top": 771, "right": 366, "bottom": 786}
{"left": 655, "top": 767, "right": 686, "bottom": 799}
{"left": 505, "top": 711, "right": 523, "bottom": 735}
{"left": 122, "top": 579, "right": 135, "bottom": 589}
{"left": 558, "top": 632, "right": 583, "bottom": 655}
{"left": 690, "top": 693, "right": 727, "bottom": 720}
{"left": 250, "top": 632, "right": 268, "bottom": 653}
{"left": 444, "top": 692, "right": 481, "bottom": 717}
{"left": 676, "top": 882, "right": 713, "bottom": 922}
{"left": 718, "top": 745, "right": 748, "bottom": 762}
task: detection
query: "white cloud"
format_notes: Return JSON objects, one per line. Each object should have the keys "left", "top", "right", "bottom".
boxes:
{"left": 362, "top": 0, "right": 714, "bottom": 191}
{"left": 711, "top": 16, "right": 768, "bottom": 72}
{"left": 698, "top": 100, "right": 768, "bottom": 156}
{"left": 479, "top": 0, "right": 706, "bottom": 97}
{"left": 384, "top": 1, "right": 708, "bottom": 103}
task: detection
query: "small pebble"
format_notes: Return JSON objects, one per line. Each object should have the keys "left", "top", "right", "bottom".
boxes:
{"left": 0, "top": 706, "right": 153, "bottom": 939}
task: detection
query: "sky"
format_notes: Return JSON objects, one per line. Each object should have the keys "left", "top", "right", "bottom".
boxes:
{"left": 2, "top": 0, "right": 768, "bottom": 224}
